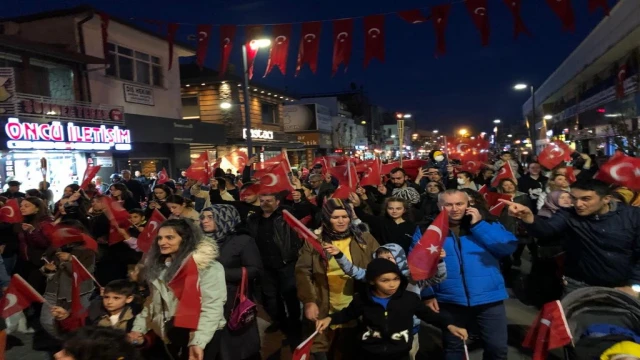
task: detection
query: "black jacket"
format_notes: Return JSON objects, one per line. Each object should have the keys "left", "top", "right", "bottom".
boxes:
{"left": 330, "top": 284, "right": 450, "bottom": 357}
{"left": 123, "top": 179, "right": 146, "bottom": 203}
{"left": 525, "top": 203, "right": 640, "bottom": 287}
{"left": 354, "top": 206, "right": 416, "bottom": 254}
{"left": 246, "top": 206, "right": 301, "bottom": 268}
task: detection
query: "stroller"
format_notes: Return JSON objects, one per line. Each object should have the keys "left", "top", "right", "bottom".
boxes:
{"left": 561, "top": 287, "right": 640, "bottom": 359}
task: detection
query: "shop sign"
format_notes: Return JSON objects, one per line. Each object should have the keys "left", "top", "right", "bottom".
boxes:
{"left": 95, "top": 156, "right": 114, "bottom": 167}
{"left": 243, "top": 128, "right": 274, "bottom": 140}
{"left": 124, "top": 84, "right": 154, "bottom": 106}
{"left": 3, "top": 117, "right": 132, "bottom": 151}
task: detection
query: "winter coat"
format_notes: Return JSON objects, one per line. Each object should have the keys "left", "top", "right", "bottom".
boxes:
{"left": 246, "top": 206, "right": 301, "bottom": 268}
{"left": 43, "top": 244, "right": 95, "bottom": 301}
{"left": 58, "top": 299, "right": 137, "bottom": 333}
{"left": 18, "top": 218, "right": 53, "bottom": 265}
{"left": 295, "top": 232, "right": 379, "bottom": 353}
{"left": 354, "top": 206, "right": 416, "bottom": 254}
{"left": 430, "top": 220, "right": 518, "bottom": 307}
{"left": 497, "top": 192, "right": 532, "bottom": 236}
{"left": 131, "top": 241, "right": 227, "bottom": 349}
{"left": 524, "top": 202, "right": 640, "bottom": 288}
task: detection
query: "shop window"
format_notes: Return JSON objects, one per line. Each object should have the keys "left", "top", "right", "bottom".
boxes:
{"left": 261, "top": 103, "right": 278, "bottom": 124}
{"left": 182, "top": 96, "right": 200, "bottom": 119}
{"left": 106, "top": 43, "right": 163, "bottom": 87}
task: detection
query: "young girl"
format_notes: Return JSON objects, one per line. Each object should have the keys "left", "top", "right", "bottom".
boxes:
{"left": 316, "top": 258, "right": 467, "bottom": 360}
{"left": 165, "top": 195, "right": 200, "bottom": 223}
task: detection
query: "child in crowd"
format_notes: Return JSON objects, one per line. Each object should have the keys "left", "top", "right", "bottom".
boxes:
{"left": 128, "top": 209, "right": 147, "bottom": 237}
{"left": 316, "top": 258, "right": 467, "bottom": 360}
{"left": 53, "top": 326, "right": 141, "bottom": 360}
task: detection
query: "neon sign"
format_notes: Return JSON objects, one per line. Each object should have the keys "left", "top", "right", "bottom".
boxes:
{"left": 4, "top": 118, "right": 132, "bottom": 151}
{"left": 243, "top": 128, "right": 274, "bottom": 140}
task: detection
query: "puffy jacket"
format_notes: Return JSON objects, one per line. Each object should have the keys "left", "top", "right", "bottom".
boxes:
{"left": 431, "top": 220, "right": 517, "bottom": 306}
{"left": 246, "top": 206, "right": 301, "bottom": 268}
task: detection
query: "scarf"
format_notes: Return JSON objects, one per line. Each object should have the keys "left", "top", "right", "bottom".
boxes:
{"left": 321, "top": 198, "right": 365, "bottom": 245}
{"left": 201, "top": 204, "right": 241, "bottom": 244}
{"left": 538, "top": 190, "right": 569, "bottom": 218}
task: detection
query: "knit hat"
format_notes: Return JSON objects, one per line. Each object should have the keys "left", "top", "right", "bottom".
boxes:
{"left": 392, "top": 187, "right": 421, "bottom": 205}
{"left": 365, "top": 258, "right": 404, "bottom": 283}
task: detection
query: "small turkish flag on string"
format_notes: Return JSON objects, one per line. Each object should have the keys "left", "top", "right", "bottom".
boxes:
{"left": 98, "top": 13, "right": 110, "bottom": 61}
{"left": 80, "top": 165, "right": 101, "bottom": 190}
{"left": 167, "top": 23, "right": 180, "bottom": 70}
{"left": 245, "top": 25, "right": 264, "bottom": 79}
{"left": 185, "top": 151, "right": 211, "bottom": 184}
{"left": 265, "top": 24, "right": 292, "bottom": 77}
{"left": 138, "top": 209, "right": 167, "bottom": 253}
{"left": 545, "top": 0, "right": 575, "bottom": 32}
{"left": 397, "top": 9, "right": 429, "bottom": 24}
{"left": 465, "top": 0, "right": 490, "bottom": 46}
{"left": 588, "top": 0, "right": 611, "bottom": 16}
{"left": 431, "top": 4, "right": 452, "bottom": 57}
{"left": 595, "top": 151, "right": 640, "bottom": 190}
{"left": 71, "top": 256, "right": 97, "bottom": 316}
{"left": 491, "top": 161, "right": 516, "bottom": 188}
{"left": 616, "top": 63, "right": 627, "bottom": 99}
{"left": 292, "top": 331, "right": 319, "bottom": 360}
{"left": 196, "top": 24, "right": 213, "bottom": 69}
{"left": 364, "top": 15, "right": 385, "bottom": 68}
{"left": 283, "top": 211, "right": 326, "bottom": 260}
{"left": 157, "top": 168, "right": 169, "bottom": 184}
{"left": 256, "top": 162, "right": 294, "bottom": 194}
{"left": 331, "top": 18, "right": 354, "bottom": 76}
{"left": 168, "top": 256, "right": 201, "bottom": 329}
{"left": 538, "top": 141, "right": 573, "bottom": 170}
{"left": 503, "top": 0, "right": 531, "bottom": 39}
{"left": 1, "top": 274, "right": 45, "bottom": 319}
{"left": 0, "top": 199, "right": 23, "bottom": 223}
{"left": 219, "top": 25, "right": 236, "bottom": 77}
{"left": 408, "top": 209, "right": 448, "bottom": 281}
{"left": 296, "top": 21, "right": 322, "bottom": 76}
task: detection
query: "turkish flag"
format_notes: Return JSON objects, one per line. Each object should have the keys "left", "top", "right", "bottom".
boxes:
{"left": 219, "top": 25, "right": 236, "bottom": 77}
{"left": 48, "top": 225, "right": 98, "bottom": 253}
{"left": 167, "top": 23, "right": 180, "bottom": 70}
{"left": 98, "top": 13, "right": 110, "bottom": 61}
{"left": 408, "top": 209, "right": 449, "bottom": 281}
{"left": 491, "top": 161, "right": 516, "bottom": 188}
{"left": 293, "top": 331, "right": 319, "bottom": 360}
{"left": 465, "top": 0, "right": 490, "bottom": 46}
{"left": 80, "top": 165, "right": 101, "bottom": 190}
{"left": 545, "top": 0, "right": 575, "bottom": 32}
{"left": 0, "top": 199, "right": 23, "bottom": 223}
{"left": 185, "top": 151, "right": 211, "bottom": 184}
{"left": 71, "top": 256, "right": 95, "bottom": 316}
{"left": 137, "top": 209, "right": 167, "bottom": 254}
{"left": 1, "top": 274, "right": 45, "bottom": 319}
{"left": 157, "top": 168, "right": 169, "bottom": 184}
{"left": 254, "top": 153, "right": 291, "bottom": 178}
{"left": 239, "top": 183, "right": 260, "bottom": 201}
{"left": 538, "top": 141, "right": 572, "bottom": 170}
{"left": 283, "top": 211, "right": 325, "bottom": 260}
{"left": 616, "top": 64, "right": 627, "bottom": 99}
{"left": 364, "top": 15, "right": 385, "bottom": 68}
{"left": 588, "top": 0, "right": 610, "bottom": 16}
{"left": 108, "top": 225, "right": 127, "bottom": 245}
{"left": 485, "top": 192, "right": 513, "bottom": 208}
{"left": 595, "top": 151, "right": 640, "bottom": 190}
{"left": 296, "top": 21, "right": 322, "bottom": 76}
{"left": 256, "top": 162, "right": 294, "bottom": 194}
{"left": 331, "top": 19, "right": 354, "bottom": 76}
{"left": 359, "top": 159, "right": 382, "bottom": 187}
{"left": 397, "top": 9, "right": 429, "bottom": 24}
{"left": 565, "top": 166, "right": 577, "bottom": 184}
{"left": 459, "top": 160, "right": 483, "bottom": 174}
{"left": 330, "top": 160, "right": 358, "bottom": 199}
{"left": 503, "top": 0, "right": 531, "bottom": 39}
{"left": 244, "top": 25, "right": 264, "bottom": 80}
{"left": 478, "top": 184, "right": 488, "bottom": 195}
{"left": 168, "top": 256, "right": 201, "bottom": 329}
{"left": 196, "top": 24, "right": 213, "bottom": 69}
{"left": 265, "top": 24, "right": 291, "bottom": 76}
{"left": 432, "top": 4, "right": 452, "bottom": 57}
{"left": 522, "top": 301, "right": 572, "bottom": 360}
{"left": 101, "top": 197, "right": 130, "bottom": 229}
{"left": 223, "top": 150, "right": 248, "bottom": 172}
{"left": 489, "top": 202, "right": 506, "bottom": 217}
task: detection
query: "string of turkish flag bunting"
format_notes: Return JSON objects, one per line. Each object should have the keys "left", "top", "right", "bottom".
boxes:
{"left": 97, "top": 0, "right": 614, "bottom": 78}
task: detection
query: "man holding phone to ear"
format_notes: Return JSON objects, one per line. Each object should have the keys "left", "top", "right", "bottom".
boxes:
{"left": 424, "top": 189, "right": 517, "bottom": 360}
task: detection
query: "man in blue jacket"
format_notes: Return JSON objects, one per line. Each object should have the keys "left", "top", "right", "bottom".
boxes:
{"left": 427, "top": 189, "right": 517, "bottom": 360}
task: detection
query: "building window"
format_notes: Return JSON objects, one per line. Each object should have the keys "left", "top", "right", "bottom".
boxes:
{"left": 182, "top": 96, "right": 200, "bottom": 119}
{"left": 261, "top": 103, "right": 277, "bottom": 124}
{"left": 106, "top": 43, "right": 163, "bottom": 87}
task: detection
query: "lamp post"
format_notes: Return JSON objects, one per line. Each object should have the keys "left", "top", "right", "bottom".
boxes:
{"left": 395, "top": 113, "right": 411, "bottom": 167}
{"left": 242, "top": 39, "right": 271, "bottom": 159}
{"left": 514, "top": 83, "right": 536, "bottom": 155}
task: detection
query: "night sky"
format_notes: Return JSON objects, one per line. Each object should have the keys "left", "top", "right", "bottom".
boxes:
{"left": 5, "top": 0, "right": 607, "bottom": 134}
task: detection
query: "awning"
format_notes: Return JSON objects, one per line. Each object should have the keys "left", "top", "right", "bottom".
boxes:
{"left": 0, "top": 35, "right": 107, "bottom": 64}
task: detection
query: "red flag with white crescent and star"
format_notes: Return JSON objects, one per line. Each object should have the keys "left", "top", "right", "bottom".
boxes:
{"left": 256, "top": 162, "right": 294, "bottom": 194}
{"left": 359, "top": 159, "right": 382, "bottom": 187}
{"left": 491, "top": 161, "right": 516, "bottom": 188}
{"left": 296, "top": 21, "right": 322, "bottom": 76}
{"left": 364, "top": 15, "right": 385, "bottom": 68}
{"left": 503, "top": 0, "right": 531, "bottom": 39}
{"left": 137, "top": 209, "right": 167, "bottom": 253}
{"left": 71, "top": 256, "right": 94, "bottom": 316}
{"left": 244, "top": 25, "right": 264, "bottom": 79}
{"left": 292, "top": 331, "right": 320, "bottom": 360}
{"left": 588, "top": 0, "right": 611, "bottom": 16}
{"left": 0, "top": 198, "right": 23, "bottom": 224}
{"left": 168, "top": 256, "right": 201, "bottom": 329}
{"left": 331, "top": 18, "right": 354, "bottom": 76}
{"left": 219, "top": 25, "right": 236, "bottom": 78}
{"left": 538, "top": 141, "right": 573, "bottom": 170}
{"left": 397, "top": 9, "right": 429, "bottom": 24}
{"left": 1, "top": 274, "right": 45, "bottom": 319}
{"left": 46, "top": 224, "right": 98, "bottom": 253}
{"left": 196, "top": 25, "right": 213, "bottom": 70}
{"left": 167, "top": 23, "right": 180, "bottom": 70}
{"left": 545, "top": 0, "right": 575, "bottom": 32}
{"left": 616, "top": 63, "right": 627, "bottom": 99}
{"left": 330, "top": 160, "right": 358, "bottom": 199}
{"left": 282, "top": 211, "right": 326, "bottom": 261}
{"left": 157, "top": 168, "right": 169, "bottom": 184}
{"left": 408, "top": 209, "right": 449, "bottom": 281}
{"left": 185, "top": 151, "right": 211, "bottom": 184}
{"left": 265, "top": 24, "right": 292, "bottom": 77}
{"left": 565, "top": 166, "right": 577, "bottom": 184}
{"left": 431, "top": 4, "right": 452, "bottom": 57}
{"left": 80, "top": 165, "right": 101, "bottom": 190}
{"left": 465, "top": 0, "right": 490, "bottom": 46}
{"left": 595, "top": 151, "right": 640, "bottom": 190}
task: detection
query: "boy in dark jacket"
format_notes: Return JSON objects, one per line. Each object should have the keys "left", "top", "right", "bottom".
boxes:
{"left": 316, "top": 258, "right": 467, "bottom": 360}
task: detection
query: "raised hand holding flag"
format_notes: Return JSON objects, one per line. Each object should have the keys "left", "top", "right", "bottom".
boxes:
{"left": 0, "top": 199, "right": 23, "bottom": 223}
{"left": 292, "top": 331, "right": 319, "bottom": 360}
{"left": 408, "top": 209, "right": 449, "bottom": 281}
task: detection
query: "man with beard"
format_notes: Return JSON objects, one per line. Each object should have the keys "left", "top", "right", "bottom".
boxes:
{"left": 380, "top": 168, "right": 422, "bottom": 206}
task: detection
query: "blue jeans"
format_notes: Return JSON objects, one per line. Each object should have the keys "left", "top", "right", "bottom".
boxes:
{"left": 440, "top": 301, "right": 508, "bottom": 360}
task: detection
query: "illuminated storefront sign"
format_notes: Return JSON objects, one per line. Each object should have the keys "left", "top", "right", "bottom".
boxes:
{"left": 4, "top": 118, "right": 132, "bottom": 150}
{"left": 243, "top": 128, "right": 274, "bottom": 140}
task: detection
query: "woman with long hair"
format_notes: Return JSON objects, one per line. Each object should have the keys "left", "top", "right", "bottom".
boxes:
{"left": 146, "top": 184, "right": 173, "bottom": 219}
{"left": 128, "top": 219, "right": 227, "bottom": 360}
{"left": 166, "top": 195, "right": 200, "bottom": 223}
{"left": 54, "top": 189, "right": 90, "bottom": 229}
{"left": 16, "top": 196, "right": 53, "bottom": 293}
{"left": 296, "top": 198, "right": 379, "bottom": 360}
{"left": 200, "top": 205, "right": 262, "bottom": 360}
{"left": 109, "top": 183, "right": 138, "bottom": 211}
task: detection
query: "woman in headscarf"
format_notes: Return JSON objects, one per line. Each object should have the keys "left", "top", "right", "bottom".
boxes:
{"left": 200, "top": 205, "right": 263, "bottom": 360}
{"left": 295, "top": 198, "right": 379, "bottom": 360}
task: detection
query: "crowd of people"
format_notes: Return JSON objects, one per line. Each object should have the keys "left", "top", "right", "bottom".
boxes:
{"left": 0, "top": 148, "right": 639, "bottom": 360}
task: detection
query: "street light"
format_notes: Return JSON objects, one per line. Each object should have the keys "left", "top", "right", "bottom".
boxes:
{"left": 433, "top": 129, "right": 439, "bottom": 134}
{"left": 493, "top": 119, "right": 501, "bottom": 124}
{"left": 242, "top": 38, "right": 271, "bottom": 159}
{"left": 514, "top": 84, "right": 528, "bottom": 90}
{"left": 507, "top": 134, "right": 513, "bottom": 138}
{"left": 513, "top": 83, "right": 537, "bottom": 155}
{"left": 543, "top": 115, "right": 553, "bottom": 120}
{"left": 459, "top": 129, "right": 468, "bottom": 136}
{"left": 220, "top": 101, "right": 232, "bottom": 109}
{"left": 403, "top": 114, "right": 412, "bottom": 119}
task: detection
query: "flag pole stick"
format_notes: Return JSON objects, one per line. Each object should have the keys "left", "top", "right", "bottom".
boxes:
{"left": 71, "top": 255, "right": 102, "bottom": 288}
